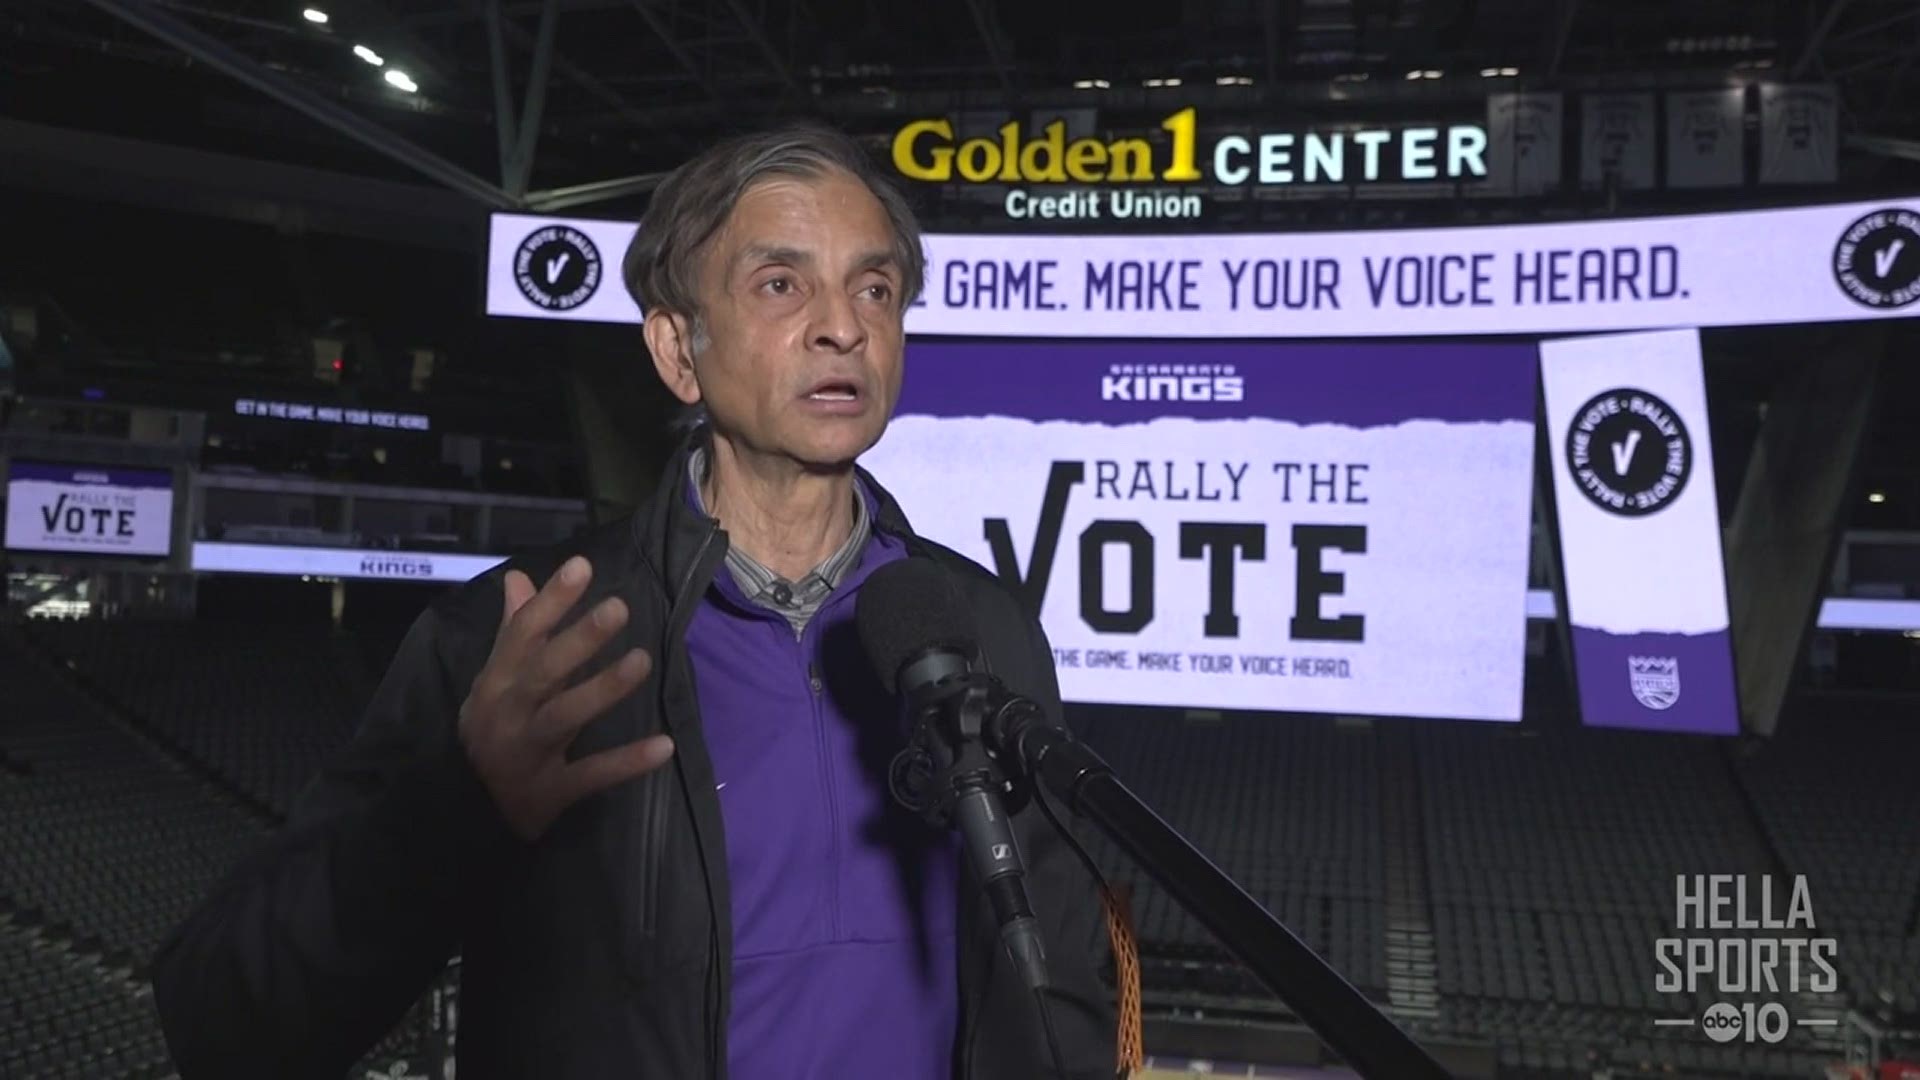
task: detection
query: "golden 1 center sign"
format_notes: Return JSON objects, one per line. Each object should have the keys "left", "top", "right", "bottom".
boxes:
{"left": 889, "top": 108, "right": 1489, "bottom": 221}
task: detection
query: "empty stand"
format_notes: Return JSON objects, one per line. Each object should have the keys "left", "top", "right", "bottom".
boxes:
{"left": 0, "top": 623, "right": 445, "bottom": 1079}
{"left": 1733, "top": 699, "right": 1920, "bottom": 1019}
{"left": 27, "top": 618, "right": 377, "bottom": 819}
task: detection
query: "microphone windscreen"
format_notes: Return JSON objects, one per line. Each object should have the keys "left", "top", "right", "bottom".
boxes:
{"left": 856, "top": 558, "right": 978, "bottom": 695}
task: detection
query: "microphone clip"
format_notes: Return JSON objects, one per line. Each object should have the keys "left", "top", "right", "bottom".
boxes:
{"left": 887, "top": 669, "right": 1032, "bottom": 829}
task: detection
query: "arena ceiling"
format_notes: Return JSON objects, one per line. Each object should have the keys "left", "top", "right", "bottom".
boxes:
{"left": 4, "top": 0, "right": 1918, "bottom": 221}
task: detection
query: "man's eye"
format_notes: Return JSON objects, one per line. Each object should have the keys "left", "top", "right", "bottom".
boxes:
{"left": 763, "top": 277, "right": 793, "bottom": 295}
{"left": 864, "top": 283, "right": 893, "bottom": 301}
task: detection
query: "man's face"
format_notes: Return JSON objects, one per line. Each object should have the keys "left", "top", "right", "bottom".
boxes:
{"left": 653, "top": 167, "right": 907, "bottom": 471}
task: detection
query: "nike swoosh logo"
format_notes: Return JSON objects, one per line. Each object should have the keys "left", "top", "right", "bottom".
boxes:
{"left": 1875, "top": 239, "right": 1905, "bottom": 280}
{"left": 545, "top": 252, "right": 571, "bottom": 284}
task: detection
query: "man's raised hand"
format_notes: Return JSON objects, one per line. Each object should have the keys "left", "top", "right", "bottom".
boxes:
{"left": 458, "top": 556, "right": 674, "bottom": 842}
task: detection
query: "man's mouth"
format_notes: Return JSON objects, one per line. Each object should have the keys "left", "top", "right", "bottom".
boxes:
{"left": 805, "top": 381, "right": 860, "bottom": 402}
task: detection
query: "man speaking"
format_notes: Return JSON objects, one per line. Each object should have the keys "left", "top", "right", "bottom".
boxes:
{"left": 150, "top": 125, "right": 1116, "bottom": 1079}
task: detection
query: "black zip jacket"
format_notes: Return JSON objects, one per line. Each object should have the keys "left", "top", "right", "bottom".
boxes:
{"left": 150, "top": 433, "right": 1116, "bottom": 1079}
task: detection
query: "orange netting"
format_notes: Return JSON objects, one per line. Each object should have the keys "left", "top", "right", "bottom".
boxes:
{"left": 1101, "top": 883, "right": 1145, "bottom": 1077}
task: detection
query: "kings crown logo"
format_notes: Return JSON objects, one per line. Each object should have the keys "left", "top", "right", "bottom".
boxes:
{"left": 1629, "top": 656, "right": 1681, "bottom": 710}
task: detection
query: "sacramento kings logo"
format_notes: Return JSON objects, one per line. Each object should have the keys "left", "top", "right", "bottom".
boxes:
{"left": 1565, "top": 388, "right": 1692, "bottom": 517}
{"left": 513, "top": 225, "right": 603, "bottom": 311}
{"left": 1832, "top": 208, "right": 1920, "bottom": 310}
{"left": 1629, "top": 656, "right": 1681, "bottom": 710}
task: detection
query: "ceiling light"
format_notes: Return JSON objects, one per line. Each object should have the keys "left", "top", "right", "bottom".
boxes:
{"left": 302, "top": 8, "right": 329, "bottom": 24}
{"left": 353, "top": 44, "right": 383, "bottom": 66}
{"left": 1073, "top": 78, "right": 1111, "bottom": 89}
{"left": 1215, "top": 75, "right": 1253, "bottom": 86}
{"left": 1143, "top": 77, "right": 1183, "bottom": 88}
{"left": 1868, "top": 491, "right": 1887, "bottom": 504}
{"left": 384, "top": 69, "right": 417, "bottom": 93}
{"left": 1333, "top": 72, "right": 1370, "bottom": 83}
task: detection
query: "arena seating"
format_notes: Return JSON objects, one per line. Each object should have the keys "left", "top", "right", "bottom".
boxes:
{"left": 8, "top": 613, "right": 1915, "bottom": 1079}
{"left": 1413, "top": 720, "right": 1845, "bottom": 1078}
{"left": 0, "top": 625, "right": 442, "bottom": 1080}
{"left": 26, "top": 619, "right": 377, "bottom": 819}
{"left": 1075, "top": 707, "right": 1390, "bottom": 1001}
{"left": 1731, "top": 700, "right": 1920, "bottom": 1019}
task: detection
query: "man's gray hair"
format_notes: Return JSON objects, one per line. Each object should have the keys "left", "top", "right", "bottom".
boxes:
{"left": 622, "top": 123, "right": 927, "bottom": 329}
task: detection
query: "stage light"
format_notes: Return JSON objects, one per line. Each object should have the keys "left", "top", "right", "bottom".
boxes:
{"left": 384, "top": 69, "right": 417, "bottom": 92}
{"left": 302, "top": 8, "right": 329, "bottom": 24}
{"left": 353, "top": 44, "right": 384, "bottom": 66}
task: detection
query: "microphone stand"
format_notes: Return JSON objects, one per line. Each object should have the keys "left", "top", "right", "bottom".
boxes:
{"left": 982, "top": 696, "right": 1456, "bottom": 1080}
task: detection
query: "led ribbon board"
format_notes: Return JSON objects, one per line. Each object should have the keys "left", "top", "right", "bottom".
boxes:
{"left": 485, "top": 199, "right": 1920, "bottom": 335}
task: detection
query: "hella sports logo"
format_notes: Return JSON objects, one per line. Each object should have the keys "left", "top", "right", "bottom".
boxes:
{"left": 1101, "top": 363, "right": 1244, "bottom": 403}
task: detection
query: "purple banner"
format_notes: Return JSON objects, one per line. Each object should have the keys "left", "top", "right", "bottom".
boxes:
{"left": 1570, "top": 627, "right": 1739, "bottom": 735}
{"left": 8, "top": 461, "right": 173, "bottom": 489}
{"left": 898, "top": 340, "right": 1538, "bottom": 424}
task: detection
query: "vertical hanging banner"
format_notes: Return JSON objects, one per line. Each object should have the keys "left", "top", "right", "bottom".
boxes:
{"left": 1665, "top": 88, "right": 1746, "bottom": 188}
{"left": 1759, "top": 83, "right": 1838, "bottom": 184}
{"left": 862, "top": 339, "right": 1539, "bottom": 722}
{"left": 1485, "top": 92, "right": 1564, "bottom": 195}
{"left": 1539, "top": 329, "right": 1739, "bottom": 735}
{"left": 1581, "top": 93, "right": 1657, "bottom": 190}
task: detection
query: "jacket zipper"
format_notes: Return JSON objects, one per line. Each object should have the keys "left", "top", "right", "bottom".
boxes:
{"left": 801, "top": 643, "right": 839, "bottom": 938}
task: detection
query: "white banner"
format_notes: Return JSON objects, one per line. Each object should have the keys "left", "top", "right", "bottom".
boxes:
{"left": 861, "top": 339, "right": 1538, "bottom": 722}
{"left": 1581, "top": 93, "right": 1656, "bottom": 190}
{"left": 191, "top": 542, "right": 505, "bottom": 582}
{"left": 1539, "top": 329, "right": 1738, "bottom": 734}
{"left": 5, "top": 463, "right": 174, "bottom": 556}
{"left": 487, "top": 196, "right": 1920, "bottom": 335}
{"left": 1665, "top": 89, "right": 1746, "bottom": 188}
{"left": 1760, "top": 84, "right": 1838, "bottom": 185}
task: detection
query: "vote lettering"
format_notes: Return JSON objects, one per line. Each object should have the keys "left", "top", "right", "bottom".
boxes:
{"left": 983, "top": 460, "right": 1366, "bottom": 642}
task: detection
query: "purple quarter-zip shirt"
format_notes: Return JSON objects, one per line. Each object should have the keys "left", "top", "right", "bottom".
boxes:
{"left": 683, "top": 477, "right": 962, "bottom": 1080}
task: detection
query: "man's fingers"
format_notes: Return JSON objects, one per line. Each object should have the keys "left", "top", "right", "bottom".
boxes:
{"left": 500, "top": 555, "right": 595, "bottom": 652}
{"left": 500, "top": 569, "right": 536, "bottom": 630}
{"left": 560, "top": 735, "right": 676, "bottom": 805}
{"left": 519, "top": 595, "right": 632, "bottom": 703}
{"left": 530, "top": 647, "right": 652, "bottom": 743}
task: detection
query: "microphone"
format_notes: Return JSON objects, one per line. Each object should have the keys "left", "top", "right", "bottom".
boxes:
{"left": 857, "top": 559, "right": 1052, "bottom": 991}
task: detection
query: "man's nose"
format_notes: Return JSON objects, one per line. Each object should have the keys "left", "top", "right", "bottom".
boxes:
{"left": 808, "top": 289, "right": 866, "bottom": 353}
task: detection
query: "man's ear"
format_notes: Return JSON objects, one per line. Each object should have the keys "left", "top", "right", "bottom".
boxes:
{"left": 643, "top": 309, "right": 702, "bottom": 406}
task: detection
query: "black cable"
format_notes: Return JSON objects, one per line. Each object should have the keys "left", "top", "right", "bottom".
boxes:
{"left": 1034, "top": 985, "right": 1070, "bottom": 1079}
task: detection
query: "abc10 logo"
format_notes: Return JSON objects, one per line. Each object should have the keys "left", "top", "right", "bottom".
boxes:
{"left": 1700, "top": 1001, "right": 1792, "bottom": 1044}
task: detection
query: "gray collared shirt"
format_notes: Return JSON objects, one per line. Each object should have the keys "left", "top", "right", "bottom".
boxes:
{"left": 689, "top": 446, "right": 871, "bottom": 635}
